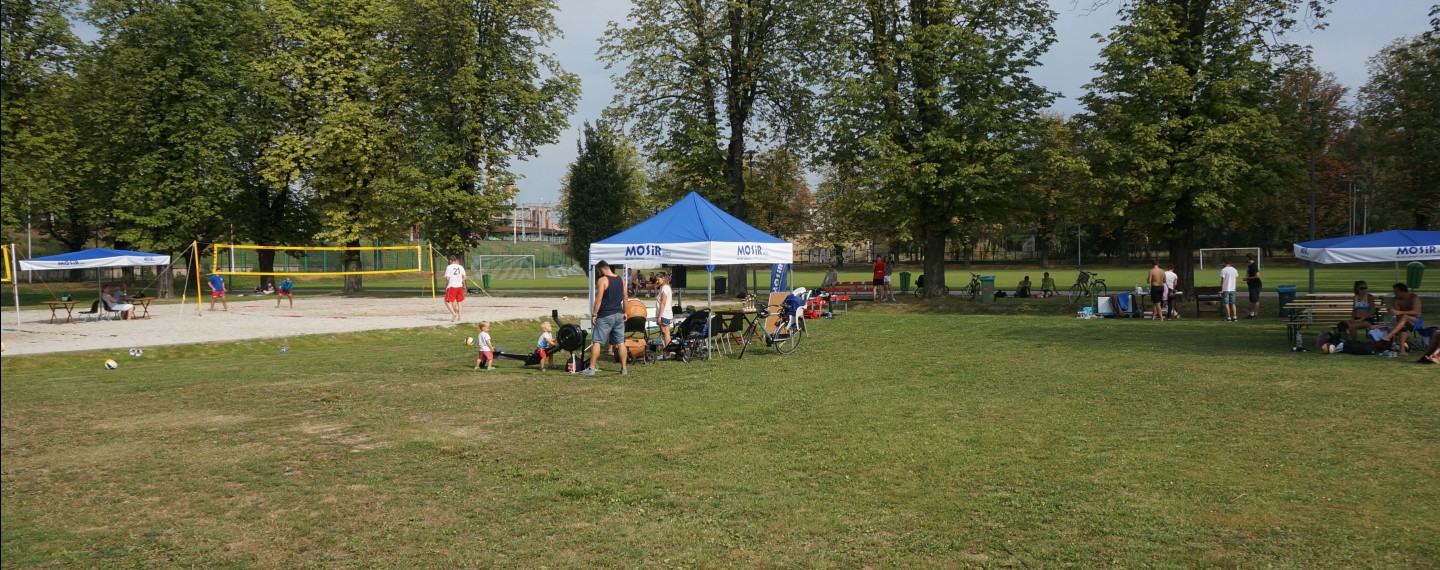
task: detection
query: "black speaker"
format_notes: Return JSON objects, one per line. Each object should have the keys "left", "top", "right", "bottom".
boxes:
{"left": 668, "top": 265, "right": 688, "bottom": 288}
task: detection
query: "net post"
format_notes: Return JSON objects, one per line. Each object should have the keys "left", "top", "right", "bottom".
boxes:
{"left": 193, "top": 241, "right": 203, "bottom": 315}
{"left": 428, "top": 243, "right": 437, "bottom": 299}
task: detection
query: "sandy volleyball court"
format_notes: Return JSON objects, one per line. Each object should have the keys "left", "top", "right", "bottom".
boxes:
{"left": 0, "top": 294, "right": 590, "bottom": 356}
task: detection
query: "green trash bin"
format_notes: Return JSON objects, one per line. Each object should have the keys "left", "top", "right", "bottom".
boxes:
{"left": 979, "top": 275, "right": 996, "bottom": 303}
{"left": 714, "top": 275, "right": 727, "bottom": 293}
{"left": 482, "top": 274, "right": 491, "bottom": 290}
{"left": 1407, "top": 261, "right": 1424, "bottom": 290}
{"left": 899, "top": 271, "right": 912, "bottom": 292}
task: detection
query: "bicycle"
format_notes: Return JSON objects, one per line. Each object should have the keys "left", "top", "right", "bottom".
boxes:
{"left": 737, "top": 304, "right": 804, "bottom": 359}
{"left": 912, "top": 275, "right": 952, "bottom": 298}
{"left": 960, "top": 272, "right": 982, "bottom": 301}
{"left": 1067, "top": 269, "right": 1108, "bottom": 306}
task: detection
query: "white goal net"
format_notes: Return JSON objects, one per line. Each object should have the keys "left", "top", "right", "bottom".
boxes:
{"left": 475, "top": 255, "right": 536, "bottom": 281}
{"left": 1198, "top": 248, "right": 1261, "bottom": 270}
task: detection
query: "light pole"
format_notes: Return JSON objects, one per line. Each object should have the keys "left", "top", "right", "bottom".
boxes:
{"left": 1360, "top": 185, "right": 1369, "bottom": 234}
{"left": 1347, "top": 181, "right": 1355, "bottom": 236}
{"left": 1306, "top": 100, "right": 1319, "bottom": 294}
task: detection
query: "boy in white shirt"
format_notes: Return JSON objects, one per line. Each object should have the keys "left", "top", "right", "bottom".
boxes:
{"left": 1163, "top": 265, "right": 1179, "bottom": 319}
{"left": 1219, "top": 260, "right": 1240, "bottom": 322}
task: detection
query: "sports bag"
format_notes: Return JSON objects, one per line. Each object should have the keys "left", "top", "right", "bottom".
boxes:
{"left": 1342, "top": 340, "right": 1376, "bottom": 355}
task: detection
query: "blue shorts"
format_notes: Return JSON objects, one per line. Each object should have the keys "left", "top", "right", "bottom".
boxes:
{"left": 593, "top": 312, "right": 625, "bottom": 345}
{"left": 657, "top": 316, "right": 673, "bottom": 327}
{"left": 1221, "top": 291, "right": 1237, "bottom": 306}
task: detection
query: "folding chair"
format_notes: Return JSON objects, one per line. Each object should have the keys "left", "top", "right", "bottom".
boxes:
{"left": 100, "top": 297, "right": 121, "bottom": 321}
{"left": 77, "top": 300, "right": 102, "bottom": 322}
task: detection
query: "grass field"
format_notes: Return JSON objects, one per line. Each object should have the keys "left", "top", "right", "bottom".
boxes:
{"left": 2, "top": 303, "right": 1436, "bottom": 567}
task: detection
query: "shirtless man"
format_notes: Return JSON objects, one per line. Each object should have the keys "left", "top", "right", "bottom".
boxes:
{"left": 1382, "top": 283, "right": 1422, "bottom": 354}
{"left": 1147, "top": 260, "right": 1166, "bottom": 321}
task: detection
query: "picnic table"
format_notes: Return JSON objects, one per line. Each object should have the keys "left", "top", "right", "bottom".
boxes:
{"left": 1280, "top": 295, "right": 1387, "bottom": 344}
{"left": 44, "top": 300, "right": 77, "bottom": 324}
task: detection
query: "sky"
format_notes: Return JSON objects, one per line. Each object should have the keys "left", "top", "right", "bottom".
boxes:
{"left": 509, "top": 0, "right": 1436, "bottom": 206}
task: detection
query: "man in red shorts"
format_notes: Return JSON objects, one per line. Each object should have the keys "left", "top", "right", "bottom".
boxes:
{"left": 444, "top": 255, "right": 467, "bottom": 322}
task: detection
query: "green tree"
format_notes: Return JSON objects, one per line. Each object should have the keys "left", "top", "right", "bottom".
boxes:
{"left": 1079, "top": 0, "right": 1333, "bottom": 292}
{"left": 811, "top": 164, "right": 891, "bottom": 269}
{"left": 389, "top": 0, "right": 579, "bottom": 256}
{"left": 742, "top": 148, "right": 813, "bottom": 239}
{"left": 78, "top": 0, "right": 269, "bottom": 253}
{"left": 278, "top": 0, "right": 417, "bottom": 292}
{"left": 601, "top": 0, "right": 821, "bottom": 293}
{"left": 1016, "top": 114, "right": 1092, "bottom": 268}
{"left": 1357, "top": 8, "right": 1440, "bottom": 231}
{"left": 1, "top": 0, "right": 87, "bottom": 248}
{"left": 822, "top": 0, "right": 1056, "bottom": 295}
{"left": 559, "top": 121, "right": 647, "bottom": 264}
{"left": 1244, "top": 66, "right": 1349, "bottom": 248}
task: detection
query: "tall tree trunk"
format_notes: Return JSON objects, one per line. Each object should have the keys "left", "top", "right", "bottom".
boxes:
{"left": 257, "top": 248, "right": 276, "bottom": 290}
{"left": 343, "top": 240, "right": 363, "bottom": 293}
{"left": 1170, "top": 223, "right": 1196, "bottom": 296}
{"left": 923, "top": 224, "right": 947, "bottom": 294}
{"left": 1038, "top": 224, "right": 1051, "bottom": 268}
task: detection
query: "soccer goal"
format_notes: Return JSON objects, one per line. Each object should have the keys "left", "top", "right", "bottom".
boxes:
{"left": 211, "top": 244, "right": 424, "bottom": 276}
{"left": 475, "top": 254, "right": 536, "bottom": 281}
{"left": 1198, "top": 248, "right": 1262, "bottom": 270}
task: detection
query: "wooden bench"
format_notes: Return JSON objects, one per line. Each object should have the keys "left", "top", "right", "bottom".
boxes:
{"left": 1280, "top": 296, "right": 1387, "bottom": 344}
{"left": 824, "top": 281, "right": 876, "bottom": 302}
{"left": 1193, "top": 286, "right": 1223, "bottom": 317}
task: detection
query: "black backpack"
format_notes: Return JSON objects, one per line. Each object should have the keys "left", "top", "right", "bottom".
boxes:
{"left": 1341, "top": 339, "right": 1376, "bottom": 355}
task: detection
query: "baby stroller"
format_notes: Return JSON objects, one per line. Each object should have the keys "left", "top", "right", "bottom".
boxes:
{"left": 620, "top": 298, "right": 657, "bottom": 364}
{"left": 665, "top": 308, "right": 712, "bottom": 362}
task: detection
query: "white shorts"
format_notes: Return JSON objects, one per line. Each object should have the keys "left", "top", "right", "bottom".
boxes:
{"left": 883, "top": 276, "right": 892, "bottom": 284}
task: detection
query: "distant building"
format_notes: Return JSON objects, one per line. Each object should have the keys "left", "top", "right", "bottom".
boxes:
{"left": 489, "top": 203, "right": 566, "bottom": 242}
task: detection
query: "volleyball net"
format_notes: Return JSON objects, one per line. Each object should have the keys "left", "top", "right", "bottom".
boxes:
{"left": 211, "top": 244, "right": 424, "bottom": 276}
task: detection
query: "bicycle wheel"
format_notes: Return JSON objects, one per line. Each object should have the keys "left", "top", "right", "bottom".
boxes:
{"left": 773, "top": 322, "right": 803, "bottom": 354}
{"left": 1068, "top": 284, "right": 1085, "bottom": 305}
{"left": 941, "top": 285, "right": 951, "bottom": 296}
{"left": 914, "top": 287, "right": 925, "bottom": 298}
{"left": 964, "top": 283, "right": 979, "bottom": 301}
{"left": 1092, "top": 281, "right": 1108, "bottom": 298}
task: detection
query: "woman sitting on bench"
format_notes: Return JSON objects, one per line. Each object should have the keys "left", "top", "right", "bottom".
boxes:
{"left": 1342, "top": 281, "right": 1380, "bottom": 341}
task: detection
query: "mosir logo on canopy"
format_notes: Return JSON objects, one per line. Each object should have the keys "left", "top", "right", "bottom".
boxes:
{"left": 1396, "top": 245, "right": 1438, "bottom": 257}
{"left": 735, "top": 244, "right": 765, "bottom": 259}
{"left": 623, "top": 244, "right": 666, "bottom": 258}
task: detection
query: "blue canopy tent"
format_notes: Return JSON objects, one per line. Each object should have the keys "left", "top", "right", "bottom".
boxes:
{"left": 589, "top": 192, "right": 793, "bottom": 268}
{"left": 1294, "top": 230, "right": 1440, "bottom": 292}
{"left": 587, "top": 192, "right": 795, "bottom": 359}
{"left": 19, "top": 248, "right": 172, "bottom": 271}
{"left": 14, "top": 248, "right": 172, "bottom": 321}
{"left": 1294, "top": 230, "right": 1440, "bottom": 264}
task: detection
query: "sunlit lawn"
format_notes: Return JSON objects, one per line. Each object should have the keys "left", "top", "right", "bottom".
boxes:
{"left": 3, "top": 302, "right": 1435, "bottom": 567}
